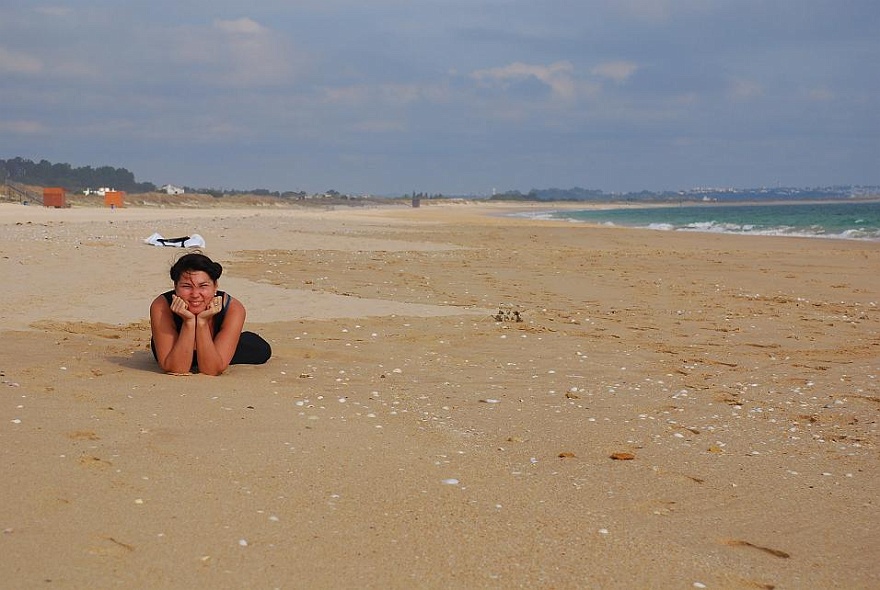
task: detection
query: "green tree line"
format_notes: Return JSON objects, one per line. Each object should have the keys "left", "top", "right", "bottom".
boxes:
{"left": 0, "top": 157, "right": 156, "bottom": 193}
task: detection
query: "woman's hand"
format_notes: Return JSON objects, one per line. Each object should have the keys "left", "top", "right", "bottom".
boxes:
{"left": 198, "top": 295, "right": 224, "bottom": 321}
{"left": 170, "top": 294, "right": 196, "bottom": 320}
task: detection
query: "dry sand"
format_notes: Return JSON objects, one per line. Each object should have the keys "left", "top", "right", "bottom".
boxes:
{"left": 0, "top": 201, "right": 878, "bottom": 589}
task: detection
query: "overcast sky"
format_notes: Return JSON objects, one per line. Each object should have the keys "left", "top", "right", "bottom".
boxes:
{"left": 1, "top": 1, "right": 877, "bottom": 195}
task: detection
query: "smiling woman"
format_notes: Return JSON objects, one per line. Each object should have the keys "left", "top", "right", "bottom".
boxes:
{"left": 149, "top": 252, "right": 271, "bottom": 375}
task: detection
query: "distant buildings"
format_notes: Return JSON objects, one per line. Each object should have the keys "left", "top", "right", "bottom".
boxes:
{"left": 82, "top": 187, "right": 114, "bottom": 196}
{"left": 160, "top": 184, "right": 185, "bottom": 195}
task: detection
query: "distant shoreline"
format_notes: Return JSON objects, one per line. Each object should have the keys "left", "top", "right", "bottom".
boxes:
{"left": 3, "top": 189, "right": 880, "bottom": 218}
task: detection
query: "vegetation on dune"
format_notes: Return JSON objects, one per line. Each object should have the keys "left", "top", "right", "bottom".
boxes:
{"left": 1, "top": 157, "right": 156, "bottom": 193}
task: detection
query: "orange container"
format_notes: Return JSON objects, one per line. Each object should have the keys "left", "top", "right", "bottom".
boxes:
{"left": 104, "top": 191, "right": 125, "bottom": 208}
{"left": 43, "top": 187, "right": 67, "bottom": 208}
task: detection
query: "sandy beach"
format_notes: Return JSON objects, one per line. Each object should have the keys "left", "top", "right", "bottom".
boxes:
{"left": 1, "top": 201, "right": 878, "bottom": 589}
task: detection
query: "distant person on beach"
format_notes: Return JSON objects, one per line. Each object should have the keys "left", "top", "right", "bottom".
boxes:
{"left": 150, "top": 252, "right": 271, "bottom": 375}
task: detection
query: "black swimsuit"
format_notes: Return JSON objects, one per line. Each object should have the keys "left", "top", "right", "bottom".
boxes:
{"left": 151, "top": 290, "right": 271, "bottom": 370}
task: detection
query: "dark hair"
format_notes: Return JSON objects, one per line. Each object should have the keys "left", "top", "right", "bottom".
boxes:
{"left": 170, "top": 252, "right": 223, "bottom": 283}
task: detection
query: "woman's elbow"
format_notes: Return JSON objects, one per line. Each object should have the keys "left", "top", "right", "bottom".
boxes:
{"left": 199, "top": 361, "right": 230, "bottom": 376}
{"left": 157, "top": 355, "right": 194, "bottom": 375}
{"left": 157, "top": 358, "right": 176, "bottom": 374}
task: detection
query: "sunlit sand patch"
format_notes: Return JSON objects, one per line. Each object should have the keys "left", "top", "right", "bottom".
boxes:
{"left": 222, "top": 278, "right": 492, "bottom": 323}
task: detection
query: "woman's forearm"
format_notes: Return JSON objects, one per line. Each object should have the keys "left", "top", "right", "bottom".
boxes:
{"left": 193, "top": 318, "right": 227, "bottom": 376}
{"left": 160, "top": 320, "right": 198, "bottom": 374}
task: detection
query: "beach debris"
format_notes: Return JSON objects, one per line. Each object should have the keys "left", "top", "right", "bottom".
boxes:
{"left": 79, "top": 455, "right": 112, "bottom": 468}
{"left": 441, "top": 478, "right": 460, "bottom": 485}
{"left": 143, "top": 232, "right": 205, "bottom": 248}
{"left": 106, "top": 537, "right": 135, "bottom": 552}
{"left": 724, "top": 539, "right": 790, "bottom": 559}
{"left": 238, "top": 539, "right": 249, "bottom": 547}
{"left": 673, "top": 425, "right": 701, "bottom": 435}
{"left": 493, "top": 309, "right": 523, "bottom": 322}
{"left": 558, "top": 452, "right": 576, "bottom": 459}
{"left": 479, "top": 398, "right": 500, "bottom": 404}
{"left": 610, "top": 452, "right": 636, "bottom": 461}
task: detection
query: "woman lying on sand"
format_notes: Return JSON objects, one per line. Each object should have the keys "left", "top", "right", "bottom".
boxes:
{"left": 150, "top": 252, "right": 271, "bottom": 375}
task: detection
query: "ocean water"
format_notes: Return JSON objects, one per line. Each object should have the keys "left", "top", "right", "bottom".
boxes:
{"left": 532, "top": 200, "right": 880, "bottom": 241}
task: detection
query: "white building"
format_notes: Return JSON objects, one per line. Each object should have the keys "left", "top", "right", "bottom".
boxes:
{"left": 83, "top": 187, "right": 113, "bottom": 196}
{"left": 160, "top": 184, "right": 185, "bottom": 195}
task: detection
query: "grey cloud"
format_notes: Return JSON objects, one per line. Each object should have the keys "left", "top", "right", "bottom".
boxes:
{"left": 0, "top": 1, "right": 877, "bottom": 193}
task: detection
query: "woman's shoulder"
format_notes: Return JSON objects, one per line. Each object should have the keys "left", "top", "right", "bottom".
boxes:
{"left": 224, "top": 293, "right": 245, "bottom": 311}
{"left": 221, "top": 292, "right": 246, "bottom": 320}
{"left": 150, "top": 291, "right": 174, "bottom": 310}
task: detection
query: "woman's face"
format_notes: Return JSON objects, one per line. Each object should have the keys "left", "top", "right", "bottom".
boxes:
{"left": 174, "top": 270, "right": 216, "bottom": 315}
